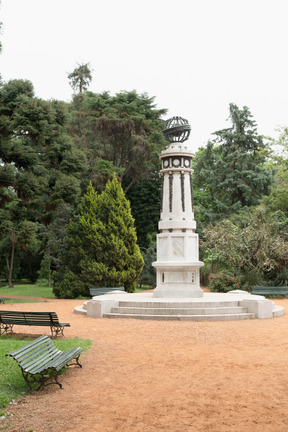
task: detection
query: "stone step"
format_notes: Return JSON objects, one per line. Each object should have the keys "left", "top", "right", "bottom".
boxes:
{"left": 74, "top": 305, "right": 87, "bottom": 315}
{"left": 103, "top": 312, "right": 255, "bottom": 321}
{"left": 111, "top": 306, "right": 248, "bottom": 315}
{"left": 118, "top": 300, "right": 240, "bottom": 308}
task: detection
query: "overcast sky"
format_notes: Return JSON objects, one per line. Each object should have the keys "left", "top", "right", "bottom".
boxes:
{"left": 1, "top": 0, "right": 288, "bottom": 152}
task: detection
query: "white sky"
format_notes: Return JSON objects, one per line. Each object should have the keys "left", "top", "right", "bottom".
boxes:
{"left": 1, "top": 0, "right": 288, "bottom": 152}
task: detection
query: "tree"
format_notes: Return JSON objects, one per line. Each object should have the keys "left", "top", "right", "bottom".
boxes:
{"left": 0, "top": 207, "right": 37, "bottom": 287}
{"left": 0, "top": 79, "right": 87, "bottom": 284}
{"left": 263, "top": 127, "right": 288, "bottom": 216}
{"left": 67, "top": 90, "right": 167, "bottom": 192}
{"left": 68, "top": 63, "right": 92, "bottom": 94}
{"left": 53, "top": 177, "right": 144, "bottom": 298}
{"left": 201, "top": 208, "right": 288, "bottom": 288}
{"left": 193, "top": 104, "right": 273, "bottom": 223}
{"left": 126, "top": 173, "right": 161, "bottom": 248}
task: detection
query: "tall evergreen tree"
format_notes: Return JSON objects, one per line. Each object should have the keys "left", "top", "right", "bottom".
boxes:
{"left": 0, "top": 79, "right": 87, "bottom": 284}
{"left": 68, "top": 63, "right": 92, "bottom": 94}
{"left": 193, "top": 104, "right": 273, "bottom": 223}
{"left": 67, "top": 90, "right": 167, "bottom": 192}
{"left": 53, "top": 177, "right": 144, "bottom": 298}
{"left": 126, "top": 173, "right": 161, "bottom": 248}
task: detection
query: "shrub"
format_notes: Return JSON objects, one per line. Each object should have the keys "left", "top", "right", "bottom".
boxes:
{"left": 209, "top": 270, "right": 241, "bottom": 293}
{"left": 53, "top": 271, "right": 89, "bottom": 299}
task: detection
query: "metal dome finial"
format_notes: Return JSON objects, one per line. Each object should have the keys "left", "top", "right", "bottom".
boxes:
{"left": 163, "top": 116, "right": 191, "bottom": 143}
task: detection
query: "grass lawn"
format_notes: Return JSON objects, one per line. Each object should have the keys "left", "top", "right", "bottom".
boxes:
{"left": 0, "top": 282, "right": 56, "bottom": 299}
{"left": 3, "top": 298, "right": 44, "bottom": 304}
{"left": 0, "top": 336, "right": 92, "bottom": 409}
{"left": 0, "top": 281, "right": 154, "bottom": 299}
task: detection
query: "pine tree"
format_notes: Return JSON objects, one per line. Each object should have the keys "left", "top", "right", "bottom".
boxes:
{"left": 68, "top": 63, "right": 92, "bottom": 94}
{"left": 193, "top": 104, "right": 273, "bottom": 223}
{"left": 53, "top": 177, "right": 144, "bottom": 298}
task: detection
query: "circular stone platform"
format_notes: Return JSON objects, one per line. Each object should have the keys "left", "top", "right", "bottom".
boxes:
{"left": 74, "top": 290, "right": 284, "bottom": 321}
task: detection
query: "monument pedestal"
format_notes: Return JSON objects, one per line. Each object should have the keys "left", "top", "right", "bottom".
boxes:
{"left": 153, "top": 229, "right": 203, "bottom": 298}
{"left": 153, "top": 261, "right": 203, "bottom": 298}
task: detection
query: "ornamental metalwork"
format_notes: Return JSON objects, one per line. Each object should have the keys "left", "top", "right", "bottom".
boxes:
{"left": 190, "top": 174, "right": 194, "bottom": 209}
{"left": 181, "top": 173, "right": 185, "bottom": 212}
{"left": 169, "top": 173, "right": 173, "bottom": 212}
{"left": 163, "top": 116, "right": 191, "bottom": 143}
{"left": 161, "top": 174, "right": 164, "bottom": 213}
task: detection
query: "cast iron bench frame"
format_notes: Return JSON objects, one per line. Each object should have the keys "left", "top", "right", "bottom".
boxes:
{"left": 252, "top": 286, "right": 288, "bottom": 297}
{"left": 6, "top": 335, "right": 82, "bottom": 390}
{"left": 0, "top": 311, "right": 70, "bottom": 337}
{"left": 90, "top": 287, "right": 125, "bottom": 296}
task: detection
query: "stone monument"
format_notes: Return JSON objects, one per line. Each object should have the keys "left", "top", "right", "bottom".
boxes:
{"left": 153, "top": 116, "right": 204, "bottom": 298}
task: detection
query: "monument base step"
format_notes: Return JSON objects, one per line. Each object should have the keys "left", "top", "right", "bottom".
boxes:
{"left": 74, "top": 292, "right": 285, "bottom": 320}
{"left": 110, "top": 306, "right": 249, "bottom": 315}
{"left": 74, "top": 305, "right": 87, "bottom": 315}
{"left": 103, "top": 312, "right": 255, "bottom": 321}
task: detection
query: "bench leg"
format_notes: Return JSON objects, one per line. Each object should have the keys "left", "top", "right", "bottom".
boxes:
{"left": 68, "top": 355, "right": 83, "bottom": 369}
{"left": 0, "top": 323, "right": 13, "bottom": 336}
{"left": 50, "top": 325, "right": 64, "bottom": 338}
{"left": 22, "top": 369, "right": 63, "bottom": 391}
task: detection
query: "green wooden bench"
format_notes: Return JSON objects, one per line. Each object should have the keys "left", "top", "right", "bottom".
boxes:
{"left": 0, "top": 297, "right": 7, "bottom": 304}
{"left": 90, "top": 287, "right": 125, "bottom": 296}
{"left": 0, "top": 311, "right": 70, "bottom": 337}
{"left": 6, "top": 335, "right": 82, "bottom": 390}
{"left": 252, "top": 286, "right": 288, "bottom": 297}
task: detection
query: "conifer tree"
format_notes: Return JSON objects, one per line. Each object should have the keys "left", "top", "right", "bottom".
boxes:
{"left": 193, "top": 103, "right": 273, "bottom": 223}
{"left": 68, "top": 63, "right": 92, "bottom": 94}
{"left": 53, "top": 177, "right": 144, "bottom": 298}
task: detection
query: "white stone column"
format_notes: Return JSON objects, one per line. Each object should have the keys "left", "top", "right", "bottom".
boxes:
{"left": 153, "top": 142, "right": 204, "bottom": 298}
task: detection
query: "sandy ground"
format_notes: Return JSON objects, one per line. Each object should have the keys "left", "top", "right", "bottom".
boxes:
{"left": 1, "top": 295, "right": 288, "bottom": 432}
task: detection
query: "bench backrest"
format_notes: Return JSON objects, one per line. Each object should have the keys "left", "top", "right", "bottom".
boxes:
{"left": 6, "top": 335, "right": 59, "bottom": 372}
{"left": 253, "top": 286, "right": 288, "bottom": 292}
{"left": 0, "top": 311, "right": 61, "bottom": 326}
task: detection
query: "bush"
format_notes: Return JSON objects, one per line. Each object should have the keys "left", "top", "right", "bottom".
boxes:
{"left": 53, "top": 271, "right": 89, "bottom": 299}
{"left": 209, "top": 270, "right": 241, "bottom": 293}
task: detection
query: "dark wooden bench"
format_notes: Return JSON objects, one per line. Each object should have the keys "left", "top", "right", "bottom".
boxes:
{"left": 6, "top": 335, "right": 82, "bottom": 390}
{"left": 0, "top": 297, "right": 7, "bottom": 304}
{"left": 252, "top": 286, "right": 288, "bottom": 297}
{"left": 90, "top": 287, "right": 125, "bottom": 296}
{"left": 0, "top": 311, "right": 70, "bottom": 337}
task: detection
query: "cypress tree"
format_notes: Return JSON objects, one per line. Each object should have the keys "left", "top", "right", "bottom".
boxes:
{"left": 53, "top": 177, "right": 144, "bottom": 298}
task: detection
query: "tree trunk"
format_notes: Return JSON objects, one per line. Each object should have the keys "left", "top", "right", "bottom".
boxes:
{"left": 6, "top": 231, "right": 16, "bottom": 288}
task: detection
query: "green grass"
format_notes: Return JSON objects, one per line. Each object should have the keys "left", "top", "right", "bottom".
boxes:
{"left": 3, "top": 299, "right": 44, "bottom": 304}
{"left": 0, "top": 336, "right": 92, "bottom": 409}
{"left": 0, "top": 283, "right": 55, "bottom": 299}
{"left": 135, "top": 285, "right": 154, "bottom": 293}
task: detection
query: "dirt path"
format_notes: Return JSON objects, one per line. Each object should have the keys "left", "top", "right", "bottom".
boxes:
{"left": 1, "top": 297, "right": 288, "bottom": 432}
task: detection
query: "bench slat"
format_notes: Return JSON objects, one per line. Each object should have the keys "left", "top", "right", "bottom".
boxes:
{"left": 252, "top": 286, "right": 288, "bottom": 296}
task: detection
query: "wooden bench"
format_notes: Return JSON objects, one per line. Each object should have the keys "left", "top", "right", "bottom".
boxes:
{"left": 90, "top": 287, "right": 125, "bottom": 296}
{"left": 252, "top": 286, "right": 288, "bottom": 297}
{"left": 0, "top": 311, "right": 70, "bottom": 337}
{"left": 6, "top": 335, "right": 82, "bottom": 390}
{"left": 0, "top": 297, "right": 7, "bottom": 304}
